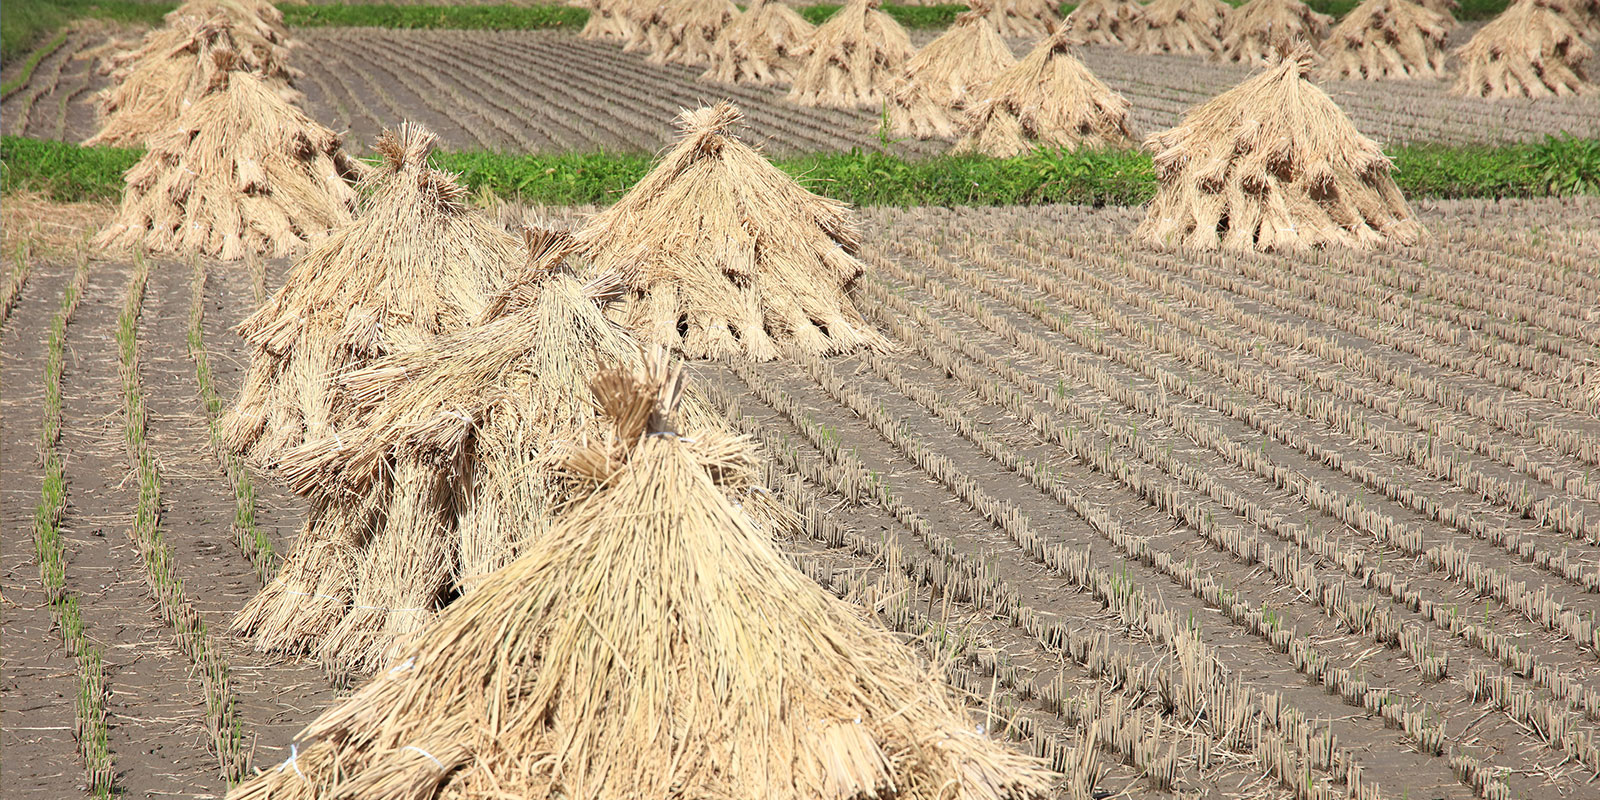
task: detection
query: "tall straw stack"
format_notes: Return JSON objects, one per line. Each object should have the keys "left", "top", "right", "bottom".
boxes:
{"left": 889, "top": 4, "right": 1018, "bottom": 138}
{"left": 702, "top": 0, "right": 817, "bottom": 85}
{"left": 1219, "top": 0, "right": 1332, "bottom": 63}
{"left": 1131, "top": 0, "right": 1233, "bottom": 56}
{"left": 225, "top": 125, "right": 521, "bottom": 663}
{"left": 1317, "top": 0, "right": 1451, "bottom": 80}
{"left": 1452, "top": 0, "right": 1595, "bottom": 98}
{"left": 575, "top": 103, "right": 888, "bottom": 360}
{"left": 645, "top": 0, "right": 740, "bottom": 66}
{"left": 93, "top": 51, "right": 360, "bottom": 259}
{"left": 1138, "top": 47, "right": 1424, "bottom": 252}
{"left": 953, "top": 25, "right": 1135, "bottom": 156}
{"left": 228, "top": 355, "right": 1057, "bottom": 800}
{"left": 1058, "top": 0, "right": 1148, "bottom": 45}
{"left": 788, "top": 0, "right": 916, "bottom": 108}
{"left": 987, "top": 0, "right": 1065, "bottom": 38}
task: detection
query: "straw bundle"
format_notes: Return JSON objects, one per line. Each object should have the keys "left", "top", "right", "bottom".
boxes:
{"left": 702, "top": 0, "right": 817, "bottom": 85}
{"left": 93, "top": 52, "right": 360, "bottom": 260}
{"left": 1419, "top": 0, "right": 1463, "bottom": 21}
{"left": 1557, "top": 0, "right": 1600, "bottom": 35}
{"left": 1451, "top": 0, "right": 1595, "bottom": 98}
{"left": 1058, "top": 0, "right": 1148, "bottom": 46}
{"left": 1137, "top": 47, "right": 1424, "bottom": 252}
{"left": 644, "top": 0, "right": 740, "bottom": 66}
{"left": 987, "top": 0, "right": 1065, "bottom": 38}
{"left": 888, "top": 5, "right": 1018, "bottom": 138}
{"left": 228, "top": 356, "right": 1057, "bottom": 800}
{"left": 1317, "top": 0, "right": 1451, "bottom": 80}
{"left": 580, "top": 0, "right": 646, "bottom": 42}
{"left": 574, "top": 103, "right": 888, "bottom": 360}
{"left": 1220, "top": 0, "right": 1332, "bottom": 63}
{"left": 1131, "top": 0, "right": 1232, "bottom": 56}
{"left": 168, "top": 0, "right": 299, "bottom": 65}
{"left": 952, "top": 26, "right": 1135, "bottom": 156}
{"left": 787, "top": 0, "right": 916, "bottom": 108}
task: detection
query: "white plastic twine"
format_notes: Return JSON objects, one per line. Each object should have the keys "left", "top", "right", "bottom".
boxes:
{"left": 277, "top": 743, "right": 308, "bottom": 782}
{"left": 403, "top": 745, "right": 444, "bottom": 770}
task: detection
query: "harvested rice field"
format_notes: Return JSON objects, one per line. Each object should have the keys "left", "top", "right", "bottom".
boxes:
{"left": 4, "top": 196, "right": 1598, "bottom": 799}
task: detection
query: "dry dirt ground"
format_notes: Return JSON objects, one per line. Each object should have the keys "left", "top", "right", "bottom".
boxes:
{"left": 3, "top": 195, "right": 1598, "bottom": 799}
{"left": 5, "top": 25, "right": 1596, "bottom": 153}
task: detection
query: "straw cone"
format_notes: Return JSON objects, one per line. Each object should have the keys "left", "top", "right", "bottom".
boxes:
{"left": 702, "top": 0, "right": 817, "bottom": 85}
{"left": 1132, "top": 0, "right": 1232, "bottom": 56}
{"left": 1317, "top": 0, "right": 1450, "bottom": 80}
{"left": 1220, "top": 0, "right": 1332, "bottom": 63}
{"left": 987, "top": 0, "right": 1065, "bottom": 38}
{"left": 1419, "top": 0, "right": 1463, "bottom": 21}
{"left": 93, "top": 52, "right": 359, "bottom": 260}
{"left": 575, "top": 103, "right": 888, "bottom": 360}
{"left": 227, "top": 355, "right": 1057, "bottom": 800}
{"left": 644, "top": 0, "right": 740, "bottom": 66}
{"left": 580, "top": 0, "right": 646, "bottom": 41}
{"left": 167, "top": 0, "right": 300, "bottom": 65}
{"left": 1059, "top": 0, "right": 1148, "bottom": 45}
{"left": 788, "top": 0, "right": 916, "bottom": 108}
{"left": 1451, "top": 0, "right": 1595, "bottom": 98}
{"left": 889, "top": 4, "right": 1018, "bottom": 138}
{"left": 953, "top": 25, "right": 1135, "bottom": 156}
{"left": 1138, "top": 47, "right": 1424, "bottom": 252}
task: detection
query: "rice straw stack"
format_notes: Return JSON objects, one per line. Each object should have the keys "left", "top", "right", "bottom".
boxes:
{"left": 702, "top": 0, "right": 817, "bottom": 85}
{"left": 1058, "top": 0, "right": 1148, "bottom": 45}
{"left": 889, "top": 4, "right": 1018, "bottom": 138}
{"left": 1317, "top": 0, "right": 1451, "bottom": 80}
{"left": 580, "top": 0, "right": 646, "bottom": 42}
{"left": 1131, "top": 0, "right": 1233, "bottom": 56}
{"left": 787, "top": 0, "right": 916, "bottom": 108}
{"left": 645, "top": 0, "right": 740, "bottom": 66}
{"left": 987, "top": 0, "right": 1064, "bottom": 38}
{"left": 1220, "top": 0, "right": 1332, "bottom": 63}
{"left": 1138, "top": 46, "right": 1424, "bottom": 252}
{"left": 227, "top": 355, "right": 1057, "bottom": 800}
{"left": 1451, "top": 0, "right": 1595, "bottom": 98}
{"left": 93, "top": 51, "right": 360, "bottom": 260}
{"left": 575, "top": 103, "right": 888, "bottom": 360}
{"left": 953, "top": 25, "right": 1135, "bottom": 156}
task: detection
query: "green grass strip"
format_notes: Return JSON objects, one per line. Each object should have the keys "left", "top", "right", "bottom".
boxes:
{"left": 1, "top": 27, "right": 69, "bottom": 99}
{"left": 8, "top": 134, "right": 1594, "bottom": 207}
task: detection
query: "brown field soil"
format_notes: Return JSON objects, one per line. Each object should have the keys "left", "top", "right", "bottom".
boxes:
{"left": 6, "top": 26, "right": 1594, "bottom": 152}
{"left": 3, "top": 196, "right": 1599, "bottom": 799}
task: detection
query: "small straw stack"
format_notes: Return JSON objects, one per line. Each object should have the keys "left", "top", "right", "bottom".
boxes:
{"left": 987, "top": 0, "right": 1065, "bottom": 38}
{"left": 645, "top": 0, "right": 740, "bottom": 66}
{"left": 788, "top": 0, "right": 916, "bottom": 108}
{"left": 1452, "top": 0, "right": 1595, "bottom": 98}
{"left": 953, "top": 25, "right": 1135, "bottom": 156}
{"left": 1219, "top": 0, "right": 1332, "bottom": 63}
{"left": 1138, "top": 46, "right": 1425, "bottom": 252}
{"left": 92, "top": 49, "right": 361, "bottom": 260}
{"left": 889, "top": 3, "right": 1018, "bottom": 138}
{"left": 575, "top": 103, "right": 888, "bottom": 361}
{"left": 580, "top": 0, "right": 646, "bottom": 42}
{"left": 1317, "top": 0, "right": 1451, "bottom": 80}
{"left": 224, "top": 125, "right": 521, "bottom": 665}
{"left": 1058, "top": 0, "right": 1149, "bottom": 46}
{"left": 1131, "top": 0, "right": 1233, "bottom": 56}
{"left": 226, "top": 355, "right": 1057, "bottom": 800}
{"left": 702, "top": 0, "right": 817, "bottom": 85}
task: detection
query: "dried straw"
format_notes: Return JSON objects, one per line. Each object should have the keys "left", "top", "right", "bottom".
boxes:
{"left": 787, "top": 0, "right": 916, "bottom": 109}
{"left": 953, "top": 25, "right": 1135, "bottom": 157}
{"left": 644, "top": 0, "right": 740, "bottom": 66}
{"left": 702, "top": 0, "right": 817, "bottom": 85}
{"left": 1058, "top": 0, "right": 1148, "bottom": 46}
{"left": 889, "top": 4, "right": 1018, "bottom": 139}
{"left": 1138, "top": 47, "right": 1425, "bottom": 252}
{"left": 227, "top": 355, "right": 1057, "bottom": 800}
{"left": 580, "top": 0, "right": 646, "bottom": 42}
{"left": 1131, "top": 0, "right": 1232, "bottom": 56}
{"left": 1556, "top": 0, "right": 1600, "bottom": 35}
{"left": 1220, "top": 0, "right": 1332, "bottom": 64}
{"left": 987, "top": 0, "right": 1064, "bottom": 38}
{"left": 93, "top": 51, "right": 360, "bottom": 260}
{"left": 1451, "top": 0, "right": 1595, "bottom": 98}
{"left": 1317, "top": 0, "right": 1451, "bottom": 80}
{"left": 574, "top": 103, "right": 888, "bottom": 360}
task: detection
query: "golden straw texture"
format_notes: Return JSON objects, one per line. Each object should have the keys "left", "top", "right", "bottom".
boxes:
{"left": 787, "top": 0, "right": 916, "bottom": 108}
{"left": 1451, "top": 0, "right": 1595, "bottom": 98}
{"left": 703, "top": 0, "right": 816, "bottom": 85}
{"left": 1059, "top": 0, "right": 1148, "bottom": 45}
{"left": 644, "top": 0, "right": 739, "bottom": 66}
{"left": 987, "top": 0, "right": 1063, "bottom": 37}
{"left": 889, "top": 5, "right": 1017, "bottom": 138}
{"left": 1317, "top": 0, "right": 1451, "bottom": 80}
{"left": 1131, "top": 0, "right": 1233, "bottom": 56}
{"left": 1219, "top": 0, "right": 1332, "bottom": 64}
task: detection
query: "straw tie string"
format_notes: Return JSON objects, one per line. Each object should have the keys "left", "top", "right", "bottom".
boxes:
{"left": 403, "top": 745, "right": 444, "bottom": 770}
{"left": 276, "top": 743, "right": 308, "bottom": 783}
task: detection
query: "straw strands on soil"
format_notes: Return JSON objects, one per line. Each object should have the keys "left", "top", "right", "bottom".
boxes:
{"left": 1219, "top": 0, "right": 1333, "bottom": 64}
{"left": 1318, "top": 0, "right": 1452, "bottom": 80}
{"left": 1058, "top": 0, "right": 1148, "bottom": 45}
{"left": 986, "top": 0, "right": 1064, "bottom": 38}
{"left": 93, "top": 52, "right": 360, "bottom": 260}
{"left": 888, "top": 5, "right": 1017, "bottom": 139}
{"left": 227, "top": 356, "right": 1056, "bottom": 800}
{"left": 1131, "top": 0, "right": 1233, "bottom": 56}
{"left": 702, "top": 0, "right": 815, "bottom": 85}
{"left": 953, "top": 27, "right": 1135, "bottom": 157}
{"left": 645, "top": 0, "right": 740, "bottom": 66}
{"left": 1451, "top": 0, "right": 1595, "bottom": 98}
{"left": 1138, "top": 47, "right": 1424, "bottom": 251}
{"left": 787, "top": 0, "right": 916, "bottom": 108}
{"left": 575, "top": 103, "right": 888, "bottom": 360}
